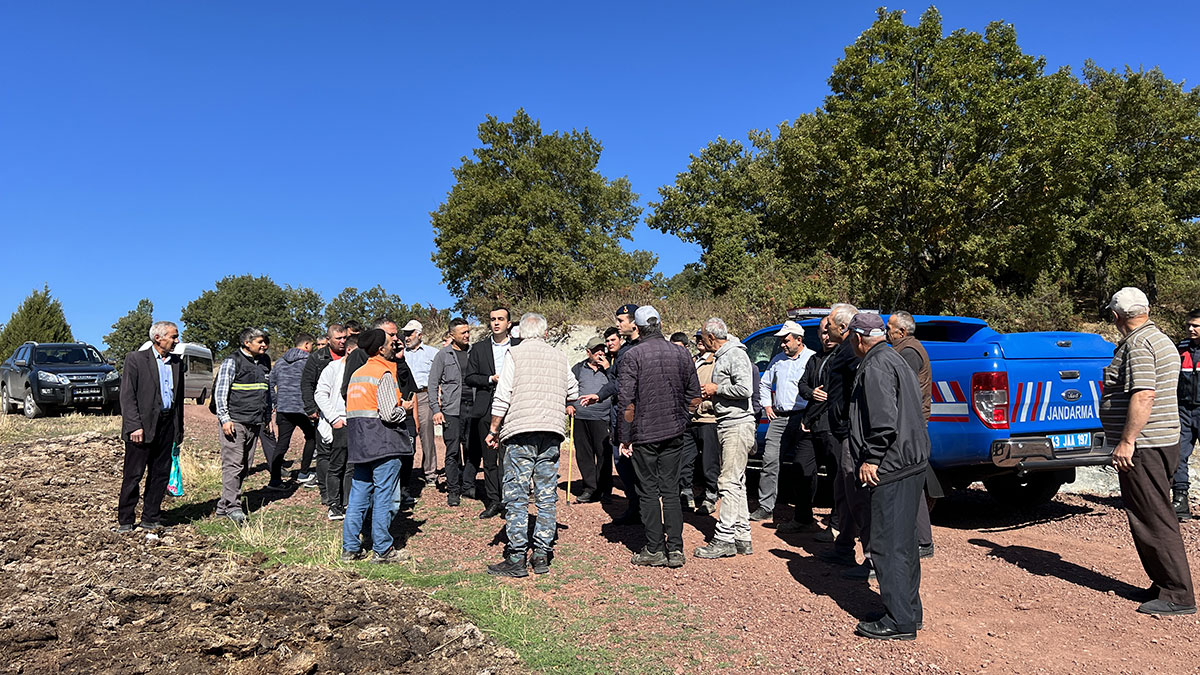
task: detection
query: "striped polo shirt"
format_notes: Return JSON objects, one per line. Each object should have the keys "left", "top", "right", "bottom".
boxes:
{"left": 1099, "top": 320, "right": 1182, "bottom": 448}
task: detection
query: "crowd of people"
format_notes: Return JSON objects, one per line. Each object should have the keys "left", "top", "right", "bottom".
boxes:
{"left": 114, "top": 290, "right": 1200, "bottom": 641}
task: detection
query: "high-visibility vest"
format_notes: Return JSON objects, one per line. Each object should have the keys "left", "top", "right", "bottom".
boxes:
{"left": 346, "top": 355, "right": 397, "bottom": 419}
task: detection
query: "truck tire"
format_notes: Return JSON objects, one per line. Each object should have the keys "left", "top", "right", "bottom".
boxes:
{"left": 0, "top": 386, "right": 16, "bottom": 414}
{"left": 23, "top": 390, "right": 43, "bottom": 419}
{"left": 983, "top": 473, "right": 1064, "bottom": 509}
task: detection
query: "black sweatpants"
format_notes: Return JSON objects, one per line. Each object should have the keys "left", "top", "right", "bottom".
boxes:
{"left": 478, "top": 416, "right": 507, "bottom": 506}
{"left": 573, "top": 418, "right": 612, "bottom": 495}
{"left": 869, "top": 470, "right": 924, "bottom": 633}
{"left": 325, "top": 425, "right": 353, "bottom": 509}
{"left": 632, "top": 434, "right": 685, "bottom": 553}
{"left": 1120, "top": 442, "right": 1195, "bottom": 606}
{"left": 273, "top": 411, "right": 316, "bottom": 481}
{"left": 834, "top": 438, "right": 871, "bottom": 556}
{"left": 443, "top": 414, "right": 479, "bottom": 496}
{"left": 117, "top": 413, "right": 175, "bottom": 526}
{"left": 679, "top": 421, "right": 719, "bottom": 502}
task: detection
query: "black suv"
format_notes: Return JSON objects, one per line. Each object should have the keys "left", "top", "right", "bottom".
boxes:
{"left": 0, "top": 342, "right": 121, "bottom": 418}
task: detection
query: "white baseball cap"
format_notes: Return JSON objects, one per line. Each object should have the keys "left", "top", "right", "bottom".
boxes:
{"left": 1107, "top": 287, "right": 1150, "bottom": 316}
{"left": 634, "top": 305, "right": 660, "bottom": 327}
{"left": 774, "top": 320, "right": 805, "bottom": 338}
{"left": 401, "top": 319, "right": 423, "bottom": 333}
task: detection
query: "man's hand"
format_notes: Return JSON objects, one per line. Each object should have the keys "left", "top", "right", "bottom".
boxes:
{"left": 490, "top": 374, "right": 499, "bottom": 384}
{"left": 800, "top": 422, "right": 810, "bottom": 433}
{"left": 130, "top": 428, "right": 144, "bottom": 444}
{"left": 578, "top": 394, "right": 599, "bottom": 406}
{"left": 811, "top": 385, "right": 828, "bottom": 402}
{"left": 764, "top": 405, "right": 777, "bottom": 421}
{"left": 1113, "top": 440, "right": 1136, "bottom": 472}
{"left": 486, "top": 430, "right": 500, "bottom": 450}
{"left": 566, "top": 405, "right": 576, "bottom": 417}
{"left": 265, "top": 420, "right": 275, "bottom": 436}
{"left": 309, "top": 411, "right": 319, "bottom": 420}
{"left": 332, "top": 419, "right": 346, "bottom": 429}
{"left": 701, "top": 382, "right": 718, "bottom": 398}
{"left": 402, "top": 397, "right": 415, "bottom": 412}
{"left": 619, "top": 443, "right": 633, "bottom": 458}
{"left": 432, "top": 412, "right": 445, "bottom": 426}
{"left": 221, "top": 421, "right": 235, "bottom": 439}
{"left": 596, "top": 354, "right": 609, "bottom": 368}
{"left": 859, "top": 462, "right": 880, "bottom": 487}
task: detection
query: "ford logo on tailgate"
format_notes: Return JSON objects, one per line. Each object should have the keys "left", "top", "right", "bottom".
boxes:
{"left": 1061, "top": 389, "right": 1082, "bottom": 402}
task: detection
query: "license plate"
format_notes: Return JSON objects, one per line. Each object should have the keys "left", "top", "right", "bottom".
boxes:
{"left": 77, "top": 387, "right": 100, "bottom": 395}
{"left": 1049, "top": 432, "right": 1092, "bottom": 450}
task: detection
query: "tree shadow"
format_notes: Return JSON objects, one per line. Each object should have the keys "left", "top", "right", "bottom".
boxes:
{"left": 769, "top": 546, "right": 882, "bottom": 621}
{"left": 968, "top": 537, "right": 1144, "bottom": 600}
{"left": 932, "top": 489, "right": 1096, "bottom": 533}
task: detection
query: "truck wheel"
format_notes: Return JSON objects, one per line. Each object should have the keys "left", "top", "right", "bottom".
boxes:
{"left": 23, "top": 391, "right": 43, "bottom": 419}
{"left": 197, "top": 388, "right": 207, "bottom": 406}
{"left": 983, "top": 473, "right": 1064, "bottom": 509}
{"left": 0, "top": 386, "right": 16, "bottom": 414}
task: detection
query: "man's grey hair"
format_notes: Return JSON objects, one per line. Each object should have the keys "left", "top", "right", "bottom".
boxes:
{"left": 239, "top": 327, "right": 266, "bottom": 346}
{"left": 149, "top": 321, "right": 178, "bottom": 341}
{"left": 830, "top": 303, "right": 859, "bottom": 330}
{"left": 891, "top": 311, "right": 917, "bottom": 335}
{"left": 518, "top": 313, "right": 547, "bottom": 339}
{"left": 704, "top": 317, "right": 729, "bottom": 340}
{"left": 326, "top": 323, "right": 345, "bottom": 337}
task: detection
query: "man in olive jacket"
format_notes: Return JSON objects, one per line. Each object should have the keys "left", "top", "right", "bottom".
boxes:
{"left": 847, "top": 313, "right": 930, "bottom": 641}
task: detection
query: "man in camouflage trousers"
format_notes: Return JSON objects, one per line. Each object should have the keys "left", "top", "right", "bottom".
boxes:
{"left": 485, "top": 313, "right": 580, "bottom": 577}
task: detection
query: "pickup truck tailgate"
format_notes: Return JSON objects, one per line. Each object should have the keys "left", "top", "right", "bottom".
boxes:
{"left": 996, "top": 332, "right": 1114, "bottom": 435}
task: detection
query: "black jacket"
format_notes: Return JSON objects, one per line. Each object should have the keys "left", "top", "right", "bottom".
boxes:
{"left": 848, "top": 342, "right": 930, "bottom": 486}
{"left": 1180, "top": 340, "right": 1200, "bottom": 409}
{"left": 825, "top": 340, "right": 861, "bottom": 442}
{"left": 617, "top": 335, "right": 702, "bottom": 445}
{"left": 340, "top": 348, "right": 417, "bottom": 402}
{"left": 463, "top": 336, "right": 520, "bottom": 419}
{"left": 798, "top": 349, "right": 834, "bottom": 433}
{"left": 120, "top": 348, "right": 185, "bottom": 446}
{"left": 300, "top": 345, "right": 334, "bottom": 416}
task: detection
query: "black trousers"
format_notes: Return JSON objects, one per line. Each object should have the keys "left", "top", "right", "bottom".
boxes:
{"left": 1176, "top": 406, "right": 1200, "bottom": 492}
{"left": 869, "top": 471, "right": 924, "bottom": 633}
{"left": 834, "top": 438, "right": 871, "bottom": 555}
{"left": 477, "top": 416, "right": 506, "bottom": 506}
{"left": 117, "top": 413, "right": 175, "bottom": 526}
{"left": 632, "top": 434, "right": 685, "bottom": 553}
{"left": 314, "top": 435, "right": 331, "bottom": 504}
{"left": 325, "top": 425, "right": 353, "bottom": 509}
{"left": 679, "top": 422, "right": 719, "bottom": 501}
{"left": 443, "top": 414, "right": 479, "bottom": 496}
{"left": 573, "top": 418, "right": 612, "bottom": 495}
{"left": 1120, "top": 442, "right": 1195, "bottom": 606}
{"left": 272, "top": 412, "right": 316, "bottom": 481}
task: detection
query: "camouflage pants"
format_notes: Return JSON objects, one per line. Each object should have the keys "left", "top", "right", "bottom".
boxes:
{"left": 502, "top": 431, "right": 561, "bottom": 554}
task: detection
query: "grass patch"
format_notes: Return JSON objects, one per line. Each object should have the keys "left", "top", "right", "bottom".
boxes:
{"left": 0, "top": 410, "right": 120, "bottom": 444}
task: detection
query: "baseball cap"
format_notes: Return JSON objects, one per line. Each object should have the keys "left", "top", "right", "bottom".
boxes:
{"left": 1107, "top": 287, "right": 1150, "bottom": 316}
{"left": 774, "top": 320, "right": 805, "bottom": 338}
{"left": 615, "top": 303, "right": 639, "bottom": 318}
{"left": 585, "top": 336, "right": 606, "bottom": 352}
{"left": 847, "top": 313, "right": 886, "bottom": 337}
{"left": 634, "top": 305, "right": 660, "bottom": 327}
{"left": 401, "top": 319, "right": 423, "bottom": 333}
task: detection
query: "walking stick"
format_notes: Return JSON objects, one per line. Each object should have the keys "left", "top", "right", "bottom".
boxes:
{"left": 565, "top": 413, "right": 575, "bottom": 504}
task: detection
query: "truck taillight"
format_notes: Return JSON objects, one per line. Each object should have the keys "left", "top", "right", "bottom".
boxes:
{"left": 971, "top": 372, "right": 1009, "bottom": 430}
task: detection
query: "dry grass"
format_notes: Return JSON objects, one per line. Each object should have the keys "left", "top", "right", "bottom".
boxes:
{"left": 0, "top": 411, "right": 120, "bottom": 445}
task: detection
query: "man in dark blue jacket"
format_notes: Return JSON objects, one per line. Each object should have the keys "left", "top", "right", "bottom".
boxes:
{"left": 1174, "top": 309, "right": 1200, "bottom": 521}
{"left": 270, "top": 333, "right": 315, "bottom": 488}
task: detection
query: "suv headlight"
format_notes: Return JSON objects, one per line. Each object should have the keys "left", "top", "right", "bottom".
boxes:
{"left": 37, "top": 371, "right": 69, "bottom": 385}
{"left": 103, "top": 370, "right": 120, "bottom": 382}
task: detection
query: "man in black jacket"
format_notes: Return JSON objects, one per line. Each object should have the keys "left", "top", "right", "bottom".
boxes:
{"left": 117, "top": 321, "right": 186, "bottom": 532}
{"left": 847, "top": 313, "right": 930, "bottom": 641}
{"left": 1174, "top": 309, "right": 1200, "bottom": 521}
{"left": 301, "top": 324, "right": 348, "bottom": 506}
{"left": 465, "top": 307, "right": 519, "bottom": 518}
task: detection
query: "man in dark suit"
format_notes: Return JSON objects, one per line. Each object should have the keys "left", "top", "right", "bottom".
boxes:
{"left": 465, "top": 307, "right": 520, "bottom": 519}
{"left": 117, "top": 320, "right": 186, "bottom": 532}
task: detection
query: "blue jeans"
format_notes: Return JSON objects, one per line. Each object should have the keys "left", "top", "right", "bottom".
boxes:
{"left": 342, "top": 457, "right": 401, "bottom": 555}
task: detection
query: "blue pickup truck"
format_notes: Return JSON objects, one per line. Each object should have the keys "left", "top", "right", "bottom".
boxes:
{"left": 743, "top": 311, "right": 1115, "bottom": 508}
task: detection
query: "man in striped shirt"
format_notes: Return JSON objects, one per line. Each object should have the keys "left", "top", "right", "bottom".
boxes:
{"left": 1099, "top": 287, "right": 1195, "bottom": 615}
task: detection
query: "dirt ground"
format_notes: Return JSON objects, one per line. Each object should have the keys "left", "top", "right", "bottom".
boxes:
{"left": 5, "top": 405, "right": 1200, "bottom": 674}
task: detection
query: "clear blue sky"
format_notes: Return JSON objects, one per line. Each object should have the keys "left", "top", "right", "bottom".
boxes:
{"left": 2, "top": 1, "right": 1196, "bottom": 349}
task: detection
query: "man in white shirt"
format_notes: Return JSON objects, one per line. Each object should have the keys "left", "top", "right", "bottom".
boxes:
{"left": 402, "top": 319, "right": 441, "bottom": 487}
{"left": 754, "top": 320, "right": 815, "bottom": 526}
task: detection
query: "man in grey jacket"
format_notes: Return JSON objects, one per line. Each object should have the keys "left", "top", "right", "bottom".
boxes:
{"left": 429, "top": 317, "right": 475, "bottom": 506}
{"left": 694, "top": 317, "right": 757, "bottom": 559}
{"left": 847, "top": 313, "right": 930, "bottom": 641}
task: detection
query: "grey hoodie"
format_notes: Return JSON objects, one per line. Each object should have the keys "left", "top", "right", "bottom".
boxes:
{"left": 711, "top": 337, "right": 755, "bottom": 428}
{"left": 270, "top": 347, "right": 310, "bottom": 414}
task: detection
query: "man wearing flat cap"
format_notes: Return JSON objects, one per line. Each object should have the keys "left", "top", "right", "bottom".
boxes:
{"left": 846, "top": 312, "right": 930, "bottom": 640}
{"left": 571, "top": 336, "right": 614, "bottom": 503}
{"left": 1100, "top": 287, "right": 1195, "bottom": 615}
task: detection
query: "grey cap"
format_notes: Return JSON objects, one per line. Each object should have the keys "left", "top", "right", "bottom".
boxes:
{"left": 634, "top": 305, "right": 660, "bottom": 327}
{"left": 1107, "top": 287, "right": 1150, "bottom": 316}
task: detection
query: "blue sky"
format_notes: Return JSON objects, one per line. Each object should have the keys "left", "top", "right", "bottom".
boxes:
{"left": 2, "top": 1, "right": 1196, "bottom": 349}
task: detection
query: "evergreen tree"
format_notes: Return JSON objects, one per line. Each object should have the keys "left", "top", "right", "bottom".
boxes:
{"left": 103, "top": 299, "right": 154, "bottom": 369}
{"left": 0, "top": 285, "right": 74, "bottom": 359}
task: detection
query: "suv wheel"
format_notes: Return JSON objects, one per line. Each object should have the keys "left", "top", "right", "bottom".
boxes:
{"left": 0, "top": 386, "right": 16, "bottom": 415}
{"left": 23, "top": 390, "right": 43, "bottom": 419}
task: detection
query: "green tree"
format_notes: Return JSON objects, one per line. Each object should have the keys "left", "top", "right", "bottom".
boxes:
{"left": 103, "top": 298, "right": 153, "bottom": 368}
{"left": 180, "top": 275, "right": 290, "bottom": 357}
{"left": 431, "top": 109, "right": 655, "bottom": 312}
{"left": 324, "top": 285, "right": 411, "bottom": 327}
{"left": 283, "top": 286, "right": 326, "bottom": 341}
{"left": 0, "top": 285, "right": 74, "bottom": 359}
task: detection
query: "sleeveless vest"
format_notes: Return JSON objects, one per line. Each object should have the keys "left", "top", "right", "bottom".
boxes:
{"left": 227, "top": 350, "right": 269, "bottom": 425}
{"left": 346, "top": 355, "right": 412, "bottom": 463}
{"left": 892, "top": 335, "right": 932, "bottom": 422}
{"left": 497, "top": 340, "right": 571, "bottom": 443}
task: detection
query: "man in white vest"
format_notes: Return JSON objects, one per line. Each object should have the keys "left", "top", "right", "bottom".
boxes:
{"left": 485, "top": 313, "right": 580, "bottom": 577}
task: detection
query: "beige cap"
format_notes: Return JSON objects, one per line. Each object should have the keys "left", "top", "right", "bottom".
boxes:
{"left": 401, "top": 319, "right": 423, "bottom": 333}
{"left": 1107, "top": 287, "right": 1150, "bottom": 316}
{"left": 774, "top": 320, "right": 805, "bottom": 338}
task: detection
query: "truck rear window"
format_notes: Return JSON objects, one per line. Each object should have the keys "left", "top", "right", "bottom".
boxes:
{"left": 916, "top": 322, "right": 987, "bottom": 343}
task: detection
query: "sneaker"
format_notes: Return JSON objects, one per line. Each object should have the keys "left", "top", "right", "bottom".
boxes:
{"left": 694, "top": 500, "right": 716, "bottom": 515}
{"left": 371, "top": 547, "right": 411, "bottom": 564}
{"left": 488, "top": 553, "right": 529, "bottom": 577}
{"left": 425, "top": 476, "right": 438, "bottom": 487}
{"left": 680, "top": 492, "right": 695, "bottom": 511}
{"left": 842, "top": 561, "right": 876, "bottom": 580}
{"left": 327, "top": 507, "right": 345, "bottom": 521}
{"left": 340, "top": 549, "right": 366, "bottom": 562}
{"left": 447, "top": 492, "right": 461, "bottom": 507}
{"left": 399, "top": 494, "right": 417, "bottom": 508}
{"left": 224, "top": 509, "right": 247, "bottom": 524}
{"left": 138, "top": 521, "right": 165, "bottom": 532}
{"left": 666, "top": 550, "right": 686, "bottom": 568}
{"left": 265, "top": 480, "right": 288, "bottom": 491}
{"left": 734, "top": 539, "right": 754, "bottom": 556}
{"left": 776, "top": 518, "right": 820, "bottom": 535}
{"left": 114, "top": 523, "right": 135, "bottom": 533}
{"left": 818, "top": 549, "right": 857, "bottom": 567}
{"left": 694, "top": 539, "right": 737, "bottom": 559}
{"left": 919, "top": 543, "right": 935, "bottom": 559}
{"left": 295, "top": 472, "right": 316, "bottom": 484}
{"left": 530, "top": 552, "right": 551, "bottom": 574}
{"left": 1137, "top": 598, "right": 1197, "bottom": 615}
{"left": 631, "top": 547, "right": 668, "bottom": 567}
{"left": 1174, "top": 490, "right": 1191, "bottom": 522}
{"left": 749, "top": 507, "right": 773, "bottom": 522}
{"left": 303, "top": 478, "right": 320, "bottom": 489}
{"left": 576, "top": 490, "right": 598, "bottom": 504}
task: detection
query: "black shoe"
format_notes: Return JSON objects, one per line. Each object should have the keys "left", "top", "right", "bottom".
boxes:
{"left": 488, "top": 553, "right": 528, "bottom": 578}
{"left": 818, "top": 549, "right": 858, "bottom": 567}
{"left": 114, "top": 523, "right": 135, "bottom": 533}
{"left": 1174, "top": 490, "right": 1191, "bottom": 522}
{"left": 735, "top": 540, "right": 754, "bottom": 556}
{"left": 612, "top": 508, "right": 640, "bottom": 525}
{"left": 842, "top": 562, "right": 876, "bottom": 580}
{"left": 1137, "top": 598, "right": 1197, "bottom": 615}
{"left": 749, "top": 507, "right": 772, "bottom": 522}
{"left": 919, "top": 543, "right": 935, "bottom": 559}
{"left": 631, "top": 547, "right": 667, "bottom": 567}
{"left": 478, "top": 504, "right": 503, "bottom": 519}
{"left": 680, "top": 493, "right": 695, "bottom": 512}
{"left": 855, "top": 619, "right": 916, "bottom": 641}
{"left": 137, "top": 521, "right": 164, "bottom": 532}
{"left": 576, "top": 490, "right": 597, "bottom": 504}
{"left": 327, "top": 506, "right": 346, "bottom": 521}
{"left": 666, "top": 550, "right": 686, "bottom": 568}
{"left": 694, "top": 500, "right": 716, "bottom": 515}
{"left": 447, "top": 493, "right": 461, "bottom": 507}
{"left": 776, "top": 518, "right": 820, "bottom": 535}
{"left": 530, "top": 552, "right": 550, "bottom": 574}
